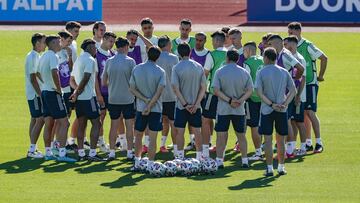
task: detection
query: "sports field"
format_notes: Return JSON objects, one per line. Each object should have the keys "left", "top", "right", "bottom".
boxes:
{"left": 0, "top": 30, "right": 359, "bottom": 202}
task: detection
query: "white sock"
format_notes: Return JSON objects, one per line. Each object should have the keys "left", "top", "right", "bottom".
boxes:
{"left": 59, "top": 148, "right": 66, "bottom": 157}
{"left": 190, "top": 134, "right": 195, "bottom": 144}
{"left": 133, "top": 136, "right": 136, "bottom": 144}
{"left": 160, "top": 136, "right": 167, "bottom": 147}
{"left": 278, "top": 163, "right": 285, "bottom": 171}
{"left": 98, "top": 136, "right": 105, "bottom": 144}
{"left": 134, "top": 156, "right": 141, "bottom": 167}
{"left": 242, "top": 157, "right": 248, "bottom": 165}
{"left": 306, "top": 138, "right": 312, "bottom": 146}
{"left": 267, "top": 165, "right": 274, "bottom": 172}
{"left": 29, "top": 144, "right": 36, "bottom": 153}
{"left": 127, "top": 150, "right": 133, "bottom": 158}
{"left": 301, "top": 142, "right": 306, "bottom": 151}
{"left": 173, "top": 144, "right": 178, "bottom": 157}
{"left": 202, "top": 144, "right": 209, "bottom": 158}
{"left": 178, "top": 150, "right": 184, "bottom": 159}
{"left": 144, "top": 135, "right": 150, "bottom": 147}
{"left": 196, "top": 151, "right": 202, "bottom": 160}
{"left": 286, "top": 142, "right": 293, "bottom": 154}
{"left": 45, "top": 147, "right": 52, "bottom": 156}
{"left": 316, "top": 138, "right": 322, "bottom": 145}
{"left": 109, "top": 149, "right": 115, "bottom": 158}
{"left": 255, "top": 148, "right": 262, "bottom": 156}
{"left": 89, "top": 149, "right": 97, "bottom": 157}
{"left": 78, "top": 149, "right": 85, "bottom": 157}
{"left": 68, "top": 137, "right": 75, "bottom": 145}
{"left": 291, "top": 141, "right": 296, "bottom": 151}
{"left": 216, "top": 157, "right": 224, "bottom": 166}
{"left": 119, "top": 134, "right": 127, "bottom": 147}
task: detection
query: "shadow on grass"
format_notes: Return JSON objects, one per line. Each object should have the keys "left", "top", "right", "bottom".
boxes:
{"left": 100, "top": 173, "right": 148, "bottom": 189}
{"left": 0, "top": 157, "right": 45, "bottom": 173}
{"left": 228, "top": 175, "right": 280, "bottom": 190}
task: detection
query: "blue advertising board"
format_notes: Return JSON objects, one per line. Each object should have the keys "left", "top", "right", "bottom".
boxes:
{"left": 247, "top": 0, "right": 360, "bottom": 23}
{"left": 0, "top": 0, "right": 102, "bottom": 22}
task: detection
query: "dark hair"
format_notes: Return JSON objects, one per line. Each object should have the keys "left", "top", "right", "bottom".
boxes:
{"left": 92, "top": 21, "right": 106, "bottom": 35}
{"left": 177, "top": 43, "right": 191, "bottom": 57}
{"left": 158, "top": 35, "right": 171, "bottom": 49}
{"left": 58, "top": 31, "right": 73, "bottom": 39}
{"left": 195, "top": 32, "right": 207, "bottom": 40}
{"left": 126, "top": 29, "right": 139, "bottom": 37}
{"left": 31, "top": 33, "right": 46, "bottom": 47}
{"left": 45, "top": 35, "right": 60, "bottom": 46}
{"left": 262, "top": 33, "right": 274, "bottom": 41}
{"left": 227, "top": 49, "right": 239, "bottom": 62}
{"left": 263, "top": 47, "right": 277, "bottom": 61}
{"left": 228, "top": 28, "right": 242, "bottom": 35}
{"left": 147, "top": 46, "right": 161, "bottom": 61}
{"left": 141, "top": 17, "right": 153, "bottom": 26}
{"left": 244, "top": 41, "right": 257, "bottom": 49}
{"left": 210, "top": 31, "right": 225, "bottom": 42}
{"left": 267, "top": 34, "right": 283, "bottom": 42}
{"left": 180, "top": 18, "right": 192, "bottom": 26}
{"left": 284, "top": 35, "right": 298, "bottom": 44}
{"left": 103, "top": 31, "right": 117, "bottom": 40}
{"left": 115, "top": 37, "right": 129, "bottom": 49}
{"left": 81, "top": 39, "right": 96, "bottom": 50}
{"left": 221, "top": 26, "right": 231, "bottom": 34}
{"left": 65, "top": 21, "right": 81, "bottom": 31}
{"left": 288, "top": 22, "right": 302, "bottom": 30}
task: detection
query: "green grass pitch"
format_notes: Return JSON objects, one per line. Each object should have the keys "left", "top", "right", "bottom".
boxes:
{"left": 0, "top": 30, "right": 359, "bottom": 202}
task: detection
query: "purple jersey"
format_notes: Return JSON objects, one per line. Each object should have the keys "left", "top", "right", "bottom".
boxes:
{"left": 276, "top": 51, "right": 300, "bottom": 91}
{"left": 58, "top": 61, "right": 70, "bottom": 88}
{"left": 128, "top": 46, "right": 142, "bottom": 65}
{"left": 96, "top": 49, "right": 115, "bottom": 96}
{"left": 190, "top": 49, "right": 209, "bottom": 67}
{"left": 237, "top": 53, "right": 245, "bottom": 67}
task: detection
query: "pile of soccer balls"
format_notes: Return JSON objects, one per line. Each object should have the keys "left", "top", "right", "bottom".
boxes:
{"left": 138, "top": 157, "right": 218, "bottom": 177}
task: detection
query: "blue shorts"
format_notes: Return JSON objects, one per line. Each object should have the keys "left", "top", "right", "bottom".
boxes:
{"left": 135, "top": 112, "right": 162, "bottom": 132}
{"left": 27, "top": 96, "right": 43, "bottom": 118}
{"left": 305, "top": 84, "right": 318, "bottom": 112}
{"left": 289, "top": 101, "right": 305, "bottom": 122}
{"left": 162, "top": 102, "right": 175, "bottom": 120}
{"left": 108, "top": 103, "right": 135, "bottom": 120}
{"left": 100, "top": 95, "right": 109, "bottom": 110}
{"left": 41, "top": 91, "right": 68, "bottom": 119}
{"left": 287, "top": 100, "right": 295, "bottom": 120}
{"left": 201, "top": 93, "right": 218, "bottom": 119}
{"left": 75, "top": 97, "right": 100, "bottom": 119}
{"left": 215, "top": 115, "right": 246, "bottom": 133}
{"left": 259, "top": 111, "right": 288, "bottom": 136}
{"left": 174, "top": 108, "right": 202, "bottom": 128}
{"left": 62, "top": 92, "right": 74, "bottom": 115}
{"left": 245, "top": 99, "right": 261, "bottom": 127}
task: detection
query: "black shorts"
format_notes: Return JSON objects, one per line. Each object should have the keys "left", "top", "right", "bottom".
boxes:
{"left": 63, "top": 92, "right": 74, "bottom": 115}
{"left": 215, "top": 115, "right": 246, "bottom": 133}
{"left": 135, "top": 112, "right": 162, "bottom": 132}
{"left": 75, "top": 97, "right": 101, "bottom": 119}
{"left": 201, "top": 93, "right": 218, "bottom": 119}
{"left": 258, "top": 111, "right": 288, "bottom": 136}
{"left": 41, "top": 91, "right": 67, "bottom": 119}
{"left": 162, "top": 102, "right": 175, "bottom": 120}
{"left": 245, "top": 100, "right": 261, "bottom": 128}
{"left": 174, "top": 108, "right": 202, "bottom": 128}
{"left": 27, "top": 96, "right": 43, "bottom": 118}
{"left": 108, "top": 103, "right": 135, "bottom": 120}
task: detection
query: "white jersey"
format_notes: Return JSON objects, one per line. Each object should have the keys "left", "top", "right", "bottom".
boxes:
{"left": 135, "top": 35, "right": 158, "bottom": 62}
{"left": 38, "top": 50, "right": 59, "bottom": 92}
{"left": 293, "top": 52, "right": 307, "bottom": 102}
{"left": 69, "top": 40, "right": 77, "bottom": 62}
{"left": 25, "top": 50, "right": 41, "bottom": 100}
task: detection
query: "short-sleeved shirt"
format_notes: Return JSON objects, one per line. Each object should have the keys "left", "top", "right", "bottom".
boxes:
{"left": 255, "top": 64, "right": 296, "bottom": 115}
{"left": 298, "top": 39, "right": 324, "bottom": 60}
{"left": 277, "top": 48, "right": 300, "bottom": 72}
{"left": 293, "top": 52, "right": 307, "bottom": 102}
{"left": 96, "top": 47, "right": 115, "bottom": 96}
{"left": 25, "top": 50, "right": 41, "bottom": 100}
{"left": 135, "top": 35, "right": 158, "bottom": 62}
{"left": 129, "top": 61, "right": 166, "bottom": 113}
{"left": 190, "top": 48, "right": 209, "bottom": 67}
{"left": 38, "top": 50, "right": 59, "bottom": 92}
{"left": 204, "top": 47, "right": 227, "bottom": 72}
{"left": 156, "top": 51, "right": 179, "bottom": 102}
{"left": 227, "top": 45, "right": 245, "bottom": 67}
{"left": 69, "top": 40, "right": 77, "bottom": 62}
{"left": 171, "top": 36, "right": 195, "bottom": 56}
{"left": 103, "top": 53, "right": 136, "bottom": 105}
{"left": 212, "top": 63, "right": 253, "bottom": 116}
{"left": 171, "top": 59, "right": 206, "bottom": 110}
{"left": 56, "top": 49, "right": 71, "bottom": 93}
{"left": 71, "top": 52, "right": 98, "bottom": 100}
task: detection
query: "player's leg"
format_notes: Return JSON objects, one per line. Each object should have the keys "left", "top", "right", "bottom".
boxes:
{"left": 189, "top": 108, "right": 203, "bottom": 160}
{"left": 214, "top": 115, "right": 230, "bottom": 168}
{"left": 275, "top": 112, "right": 289, "bottom": 175}
{"left": 174, "top": 108, "right": 187, "bottom": 159}
{"left": 247, "top": 101, "right": 263, "bottom": 160}
{"left": 142, "top": 127, "right": 150, "bottom": 154}
{"left": 307, "top": 110, "right": 323, "bottom": 153}
{"left": 285, "top": 101, "right": 296, "bottom": 158}
{"left": 132, "top": 111, "right": 147, "bottom": 170}
{"left": 116, "top": 115, "right": 127, "bottom": 151}
{"left": 233, "top": 115, "right": 249, "bottom": 167}
{"left": 160, "top": 115, "right": 170, "bottom": 153}
{"left": 76, "top": 116, "right": 88, "bottom": 161}
{"left": 27, "top": 97, "right": 45, "bottom": 158}
{"left": 123, "top": 103, "right": 136, "bottom": 160}
{"left": 98, "top": 107, "right": 109, "bottom": 153}
{"left": 88, "top": 116, "right": 103, "bottom": 161}
{"left": 259, "top": 112, "right": 274, "bottom": 176}
{"left": 43, "top": 117, "right": 56, "bottom": 160}
{"left": 107, "top": 104, "right": 121, "bottom": 160}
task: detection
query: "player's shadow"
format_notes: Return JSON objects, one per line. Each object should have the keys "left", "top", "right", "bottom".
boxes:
{"left": 100, "top": 172, "right": 148, "bottom": 189}
{"left": 42, "top": 161, "right": 83, "bottom": 173}
{"left": 75, "top": 160, "right": 124, "bottom": 174}
{"left": 228, "top": 175, "right": 280, "bottom": 190}
{"left": 0, "top": 157, "right": 45, "bottom": 174}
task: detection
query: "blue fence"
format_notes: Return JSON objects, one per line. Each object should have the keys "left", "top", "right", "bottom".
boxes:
{"left": 0, "top": 0, "right": 102, "bottom": 22}
{"left": 247, "top": 0, "right": 360, "bottom": 23}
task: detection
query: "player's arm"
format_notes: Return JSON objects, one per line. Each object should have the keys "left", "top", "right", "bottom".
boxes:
{"left": 70, "top": 76, "right": 77, "bottom": 89}
{"left": 129, "top": 86, "right": 150, "bottom": 103}
{"left": 94, "top": 70, "right": 105, "bottom": 106}
{"left": 203, "top": 54, "right": 214, "bottom": 77}
{"left": 30, "top": 73, "right": 42, "bottom": 97}
{"left": 317, "top": 54, "right": 328, "bottom": 82}
{"left": 137, "top": 31, "right": 153, "bottom": 50}
{"left": 148, "top": 86, "right": 165, "bottom": 109}
{"left": 296, "top": 76, "right": 306, "bottom": 105}
{"left": 237, "top": 78, "right": 253, "bottom": 104}
{"left": 51, "top": 69, "right": 62, "bottom": 94}
{"left": 294, "top": 63, "right": 304, "bottom": 80}
{"left": 65, "top": 47, "right": 73, "bottom": 71}
{"left": 194, "top": 81, "right": 206, "bottom": 108}
{"left": 101, "top": 61, "right": 109, "bottom": 87}
{"left": 283, "top": 72, "right": 297, "bottom": 108}
{"left": 70, "top": 73, "right": 91, "bottom": 102}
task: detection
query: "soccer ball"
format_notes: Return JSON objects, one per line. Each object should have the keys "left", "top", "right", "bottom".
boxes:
{"left": 164, "top": 161, "right": 178, "bottom": 176}
{"left": 149, "top": 162, "right": 166, "bottom": 177}
{"left": 188, "top": 158, "right": 201, "bottom": 174}
{"left": 180, "top": 160, "right": 193, "bottom": 176}
{"left": 201, "top": 158, "right": 218, "bottom": 175}
{"left": 138, "top": 157, "right": 149, "bottom": 172}
{"left": 173, "top": 158, "right": 183, "bottom": 171}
